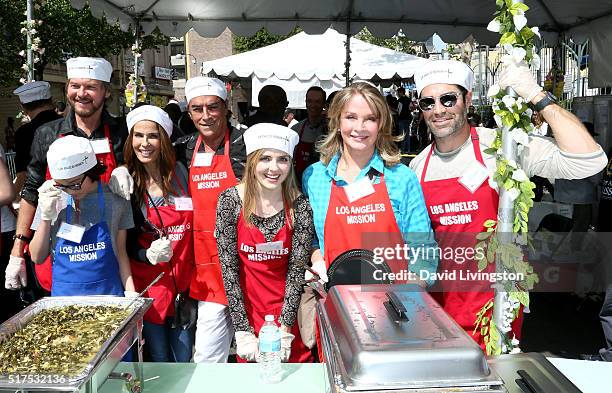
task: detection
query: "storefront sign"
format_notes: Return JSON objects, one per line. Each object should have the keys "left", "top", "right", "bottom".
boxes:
{"left": 155, "top": 67, "right": 173, "bottom": 80}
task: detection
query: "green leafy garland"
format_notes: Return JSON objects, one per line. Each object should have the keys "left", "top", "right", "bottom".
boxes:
{"left": 473, "top": 0, "right": 541, "bottom": 355}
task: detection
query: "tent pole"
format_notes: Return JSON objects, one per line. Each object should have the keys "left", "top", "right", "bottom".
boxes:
{"left": 133, "top": 20, "right": 141, "bottom": 109}
{"left": 345, "top": 19, "right": 352, "bottom": 87}
{"left": 493, "top": 0, "right": 523, "bottom": 350}
{"left": 26, "top": 0, "right": 34, "bottom": 81}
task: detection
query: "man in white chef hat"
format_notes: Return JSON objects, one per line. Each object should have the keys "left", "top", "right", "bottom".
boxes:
{"left": 408, "top": 58, "right": 607, "bottom": 348}
{"left": 11, "top": 81, "right": 61, "bottom": 196}
{"left": 173, "top": 76, "right": 247, "bottom": 363}
{"left": 28, "top": 135, "right": 135, "bottom": 297}
{"left": 6, "top": 57, "right": 132, "bottom": 294}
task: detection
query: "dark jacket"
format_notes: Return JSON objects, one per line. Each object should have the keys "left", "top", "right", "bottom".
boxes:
{"left": 14, "top": 109, "right": 62, "bottom": 173}
{"left": 173, "top": 124, "right": 247, "bottom": 180}
{"left": 21, "top": 109, "right": 128, "bottom": 204}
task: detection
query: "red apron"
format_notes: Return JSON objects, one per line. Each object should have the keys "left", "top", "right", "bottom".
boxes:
{"left": 35, "top": 124, "right": 117, "bottom": 292}
{"left": 235, "top": 210, "right": 313, "bottom": 363}
{"left": 419, "top": 127, "right": 522, "bottom": 348}
{"left": 188, "top": 130, "right": 237, "bottom": 304}
{"left": 130, "top": 176, "right": 194, "bottom": 324}
{"left": 316, "top": 172, "right": 405, "bottom": 360}
{"left": 294, "top": 121, "right": 314, "bottom": 178}
{"left": 323, "top": 174, "right": 405, "bottom": 271}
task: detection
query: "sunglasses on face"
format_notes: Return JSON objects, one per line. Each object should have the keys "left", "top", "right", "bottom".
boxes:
{"left": 418, "top": 92, "right": 462, "bottom": 111}
{"left": 54, "top": 175, "right": 86, "bottom": 191}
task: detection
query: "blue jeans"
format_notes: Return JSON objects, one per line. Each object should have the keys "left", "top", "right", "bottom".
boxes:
{"left": 143, "top": 319, "right": 193, "bottom": 362}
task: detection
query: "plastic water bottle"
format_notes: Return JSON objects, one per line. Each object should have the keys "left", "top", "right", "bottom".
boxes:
{"left": 258, "top": 314, "right": 282, "bottom": 383}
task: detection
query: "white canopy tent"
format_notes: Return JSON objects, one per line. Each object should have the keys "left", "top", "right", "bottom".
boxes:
{"left": 201, "top": 29, "right": 430, "bottom": 108}
{"left": 69, "top": 0, "right": 612, "bottom": 87}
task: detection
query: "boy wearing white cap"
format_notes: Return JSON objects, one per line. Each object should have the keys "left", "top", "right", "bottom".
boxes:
{"left": 7, "top": 57, "right": 131, "bottom": 293}
{"left": 409, "top": 59, "right": 607, "bottom": 348}
{"left": 173, "top": 76, "right": 247, "bottom": 363}
{"left": 28, "top": 136, "right": 135, "bottom": 297}
{"left": 216, "top": 123, "right": 314, "bottom": 363}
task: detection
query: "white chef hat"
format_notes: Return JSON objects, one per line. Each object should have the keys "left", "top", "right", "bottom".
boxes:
{"left": 414, "top": 59, "right": 474, "bottom": 96}
{"left": 47, "top": 136, "right": 97, "bottom": 180}
{"left": 185, "top": 77, "right": 227, "bottom": 103}
{"left": 13, "top": 81, "right": 52, "bottom": 104}
{"left": 66, "top": 57, "right": 113, "bottom": 82}
{"left": 127, "top": 105, "right": 173, "bottom": 137}
{"left": 244, "top": 123, "right": 300, "bottom": 158}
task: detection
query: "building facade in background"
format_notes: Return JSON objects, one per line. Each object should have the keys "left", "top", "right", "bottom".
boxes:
{"left": 171, "top": 29, "right": 233, "bottom": 101}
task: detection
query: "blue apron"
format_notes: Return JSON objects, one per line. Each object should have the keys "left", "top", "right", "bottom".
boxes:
{"left": 51, "top": 182, "right": 124, "bottom": 296}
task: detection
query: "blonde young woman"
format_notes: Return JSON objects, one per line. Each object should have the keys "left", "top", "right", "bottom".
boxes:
{"left": 302, "top": 82, "right": 438, "bottom": 286}
{"left": 216, "top": 123, "right": 314, "bottom": 363}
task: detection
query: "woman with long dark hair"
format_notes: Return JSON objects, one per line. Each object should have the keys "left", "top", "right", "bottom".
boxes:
{"left": 124, "top": 105, "right": 195, "bottom": 362}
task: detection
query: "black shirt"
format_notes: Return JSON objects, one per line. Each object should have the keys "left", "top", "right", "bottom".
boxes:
{"left": 14, "top": 110, "right": 61, "bottom": 173}
{"left": 21, "top": 109, "right": 128, "bottom": 204}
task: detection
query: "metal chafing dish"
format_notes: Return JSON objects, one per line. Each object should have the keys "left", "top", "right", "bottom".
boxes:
{"left": 316, "top": 284, "right": 581, "bottom": 393}
{"left": 0, "top": 296, "right": 153, "bottom": 393}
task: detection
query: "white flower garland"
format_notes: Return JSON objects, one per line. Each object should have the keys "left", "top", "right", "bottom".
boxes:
{"left": 473, "top": 0, "right": 541, "bottom": 356}
{"left": 18, "top": 1, "right": 45, "bottom": 85}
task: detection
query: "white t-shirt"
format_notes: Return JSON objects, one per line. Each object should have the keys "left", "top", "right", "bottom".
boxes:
{"left": 0, "top": 145, "right": 16, "bottom": 233}
{"left": 410, "top": 127, "right": 608, "bottom": 188}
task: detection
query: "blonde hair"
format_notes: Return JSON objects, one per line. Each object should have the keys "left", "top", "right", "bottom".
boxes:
{"left": 241, "top": 149, "right": 301, "bottom": 228}
{"left": 318, "top": 82, "right": 402, "bottom": 166}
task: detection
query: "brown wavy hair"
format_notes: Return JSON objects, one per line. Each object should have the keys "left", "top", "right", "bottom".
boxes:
{"left": 318, "top": 82, "right": 402, "bottom": 166}
{"left": 124, "top": 122, "right": 177, "bottom": 206}
{"left": 241, "top": 149, "right": 300, "bottom": 228}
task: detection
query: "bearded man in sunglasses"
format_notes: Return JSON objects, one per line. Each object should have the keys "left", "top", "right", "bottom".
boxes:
{"left": 409, "top": 59, "right": 607, "bottom": 348}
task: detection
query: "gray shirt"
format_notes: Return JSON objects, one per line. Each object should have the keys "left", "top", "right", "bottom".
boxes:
{"left": 32, "top": 183, "right": 134, "bottom": 258}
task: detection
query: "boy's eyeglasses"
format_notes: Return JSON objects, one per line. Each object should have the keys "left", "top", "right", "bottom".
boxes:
{"left": 54, "top": 175, "right": 86, "bottom": 191}
{"left": 418, "top": 92, "right": 462, "bottom": 111}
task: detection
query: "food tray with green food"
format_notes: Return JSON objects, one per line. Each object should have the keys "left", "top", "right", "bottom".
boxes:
{"left": 0, "top": 296, "right": 152, "bottom": 391}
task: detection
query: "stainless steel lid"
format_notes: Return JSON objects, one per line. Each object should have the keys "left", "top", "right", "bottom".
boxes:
{"left": 318, "top": 284, "right": 504, "bottom": 391}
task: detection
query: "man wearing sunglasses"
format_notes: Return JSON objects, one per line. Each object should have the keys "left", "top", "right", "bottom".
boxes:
{"left": 173, "top": 77, "right": 246, "bottom": 363}
{"left": 409, "top": 59, "right": 607, "bottom": 348}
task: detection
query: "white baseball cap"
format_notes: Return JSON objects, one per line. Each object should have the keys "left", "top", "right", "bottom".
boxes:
{"left": 47, "top": 136, "right": 97, "bottom": 180}
{"left": 185, "top": 77, "right": 227, "bottom": 103}
{"left": 244, "top": 123, "right": 300, "bottom": 158}
{"left": 66, "top": 57, "right": 113, "bottom": 82}
{"left": 127, "top": 105, "right": 173, "bottom": 137}
{"left": 414, "top": 59, "right": 474, "bottom": 96}
{"left": 13, "top": 81, "right": 51, "bottom": 104}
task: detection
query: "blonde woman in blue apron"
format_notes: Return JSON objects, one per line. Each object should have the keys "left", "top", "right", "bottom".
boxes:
{"left": 29, "top": 136, "right": 136, "bottom": 297}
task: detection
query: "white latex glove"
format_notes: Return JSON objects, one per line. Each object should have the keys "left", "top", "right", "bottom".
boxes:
{"left": 235, "top": 331, "right": 259, "bottom": 362}
{"left": 145, "top": 237, "right": 173, "bottom": 265}
{"left": 5, "top": 255, "right": 27, "bottom": 290}
{"left": 304, "top": 260, "right": 328, "bottom": 283}
{"left": 499, "top": 61, "right": 543, "bottom": 102}
{"left": 108, "top": 166, "right": 134, "bottom": 200}
{"left": 37, "top": 180, "right": 62, "bottom": 222}
{"left": 124, "top": 290, "right": 139, "bottom": 297}
{"left": 280, "top": 330, "right": 295, "bottom": 362}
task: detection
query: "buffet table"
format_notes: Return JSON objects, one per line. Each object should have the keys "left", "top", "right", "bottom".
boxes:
{"left": 98, "top": 363, "right": 329, "bottom": 393}
{"left": 99, "top": 358, "right": 609, "bottom": 393}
